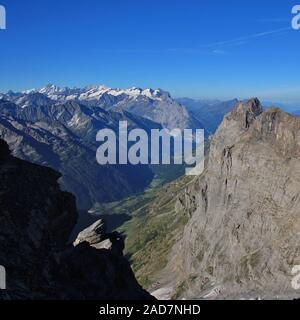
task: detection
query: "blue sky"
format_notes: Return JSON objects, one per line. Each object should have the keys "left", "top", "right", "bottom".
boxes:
{"left": 0, "top": 0, "right": 300, "bottom": 103}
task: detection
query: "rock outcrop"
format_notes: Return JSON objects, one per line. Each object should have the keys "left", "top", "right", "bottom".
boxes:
{"left": 156, "top": 99, "right": 300, "bottom": 299}
{"left": 0, "top": 139, "right": 152, "bottom": 300}
{"left": 74, "top": 219, "right": 124, "bottom": 252}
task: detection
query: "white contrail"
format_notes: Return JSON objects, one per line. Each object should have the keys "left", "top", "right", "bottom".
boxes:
{"left": 200, "top": 27, "right": 290, "bottom": 49}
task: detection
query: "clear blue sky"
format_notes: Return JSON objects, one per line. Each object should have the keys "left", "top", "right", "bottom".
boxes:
{"left": 0, "top": 0, "right": 300, "bottom": 103}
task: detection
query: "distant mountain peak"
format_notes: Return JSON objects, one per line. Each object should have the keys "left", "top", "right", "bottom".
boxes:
{"left": 15, "top": 84, "right": 173, "bottom": 103}
{"left": 0, "top": 84, "right": 200, "bottom": 129}
{"left": 39, "top": 83, "right": 61, "bottom": 94}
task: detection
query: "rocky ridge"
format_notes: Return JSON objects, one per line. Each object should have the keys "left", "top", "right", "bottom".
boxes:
{"left": 1, "top": 84, "right": 203, "bottom": 130}
{"left": 151, "top": 99, "right": 300, "bottom": 299}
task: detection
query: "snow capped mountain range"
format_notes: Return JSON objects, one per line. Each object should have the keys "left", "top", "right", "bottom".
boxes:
{"left": 17, "top": 84, "right": 172, "bottom": 104}
{"left": 0, "top": 84, "right": 204, "bottom": 208}
{"left": 0, "top": 84, "right": 200, "bottom": 130}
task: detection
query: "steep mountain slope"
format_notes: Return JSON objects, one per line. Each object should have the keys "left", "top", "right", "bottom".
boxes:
{"left": 123, "top": 99, "right": 300, "bottom": 300}
{"left": 118, "top": 175, "right": 195, "bottom": 289}
{"left": 0, "top": 139, "right": 152, "bottom": 300}
{"left": 0, "top": 85, "right": 206, "bottom": 209}
{"left": 152, "top": 99, "right": 300, "bottom": 299}
{"left": 0, "top": 99, "right": 157, "bottom": 209}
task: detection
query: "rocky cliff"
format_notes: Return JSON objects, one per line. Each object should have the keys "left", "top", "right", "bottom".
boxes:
{"left": 0, "top": 139, "right": 152, "bottom": 300}
{"left": 153, "top": 99, "right": 300, "bottom": 299}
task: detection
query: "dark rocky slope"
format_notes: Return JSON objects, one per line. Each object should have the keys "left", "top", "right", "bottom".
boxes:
{"left": 0, "top": 139, "right": 152, "bottom": 299}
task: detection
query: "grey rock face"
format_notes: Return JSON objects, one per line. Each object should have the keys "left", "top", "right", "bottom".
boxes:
{"left": 73, "top": 219, "right": 124, "bottom": 254}
{"left": 159, "top": 99, "right": 300, "bottom": 299}
{"left": 74, "top": 219, "right": 124, "bottom": 253}
{"left": 0, "top": 140, "right": 152, "bottom": 300}
{"left": 74, "top": 219, "right": 107, "bottom": 246}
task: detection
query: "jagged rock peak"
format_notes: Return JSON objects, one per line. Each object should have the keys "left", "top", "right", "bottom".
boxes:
{"left": 227, "top": 98, "right": 263, "bottom": 129}
{"left": 74, "top": 219, "right": 106, "bottom": 246}
{"left": 74, "top": 219, "right": 124, "bottom": 252}
{"left": 239, "top": 97, "right": 262, "bottom": 114}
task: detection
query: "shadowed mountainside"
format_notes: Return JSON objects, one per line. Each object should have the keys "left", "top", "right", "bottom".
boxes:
{"left": 0, "top": 139, "right": 152, "bottom": 300}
